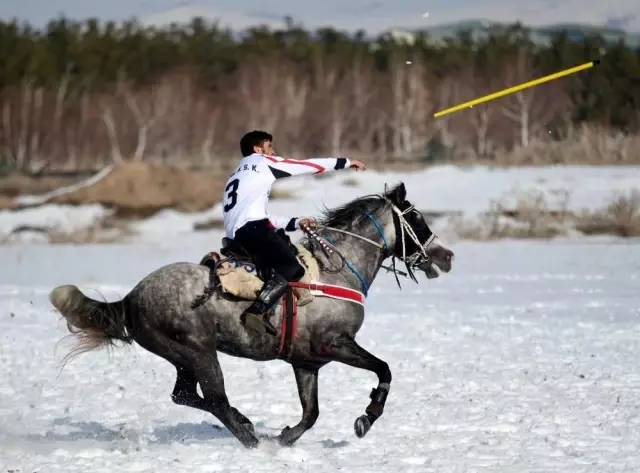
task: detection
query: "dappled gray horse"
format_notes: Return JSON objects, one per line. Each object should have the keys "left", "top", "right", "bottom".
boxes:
{"left": 49, "top": 182, "right": 454, "bottom": 448}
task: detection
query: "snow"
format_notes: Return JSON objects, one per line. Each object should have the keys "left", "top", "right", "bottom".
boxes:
{"left": 130, "top": 163, "right": 640, "bottom": 242}
{"left": 1, "top": 238, "right": 640, "bottom": 472}
{"left": 2, "top": 164, "right": 640, "bottom": 243}
{"left": 1, "top": 164, "right": 640, "bottom": 469}
{"left": 264, "top": 164, "right": 640, "bottom": 216}
{"left": 0, "top": 204, "right": 110, "bottom": 239}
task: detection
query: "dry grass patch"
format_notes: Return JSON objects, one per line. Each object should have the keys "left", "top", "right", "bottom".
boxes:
{"left": 574, "top": 190, "right": 640, "bottom": 237}
{"left": 491, "top": 125, "right": 640, "bottom": 166}
{"left": 0, "top": 163, "right": 227, "bottom": 215}
{"left": 0, "top": 196, "right": 20, "bottom": 210}
{"left": 193, "top": 218, "right": 224, "bottom": 231}
{"left": 451, "top": 188, "right": 572, "bottom": 240}
{"left": 450, "top": 187, "right": 640, "bottom": 240}
{"left": 0, "top": 173, "right": 82, "bottom": 199}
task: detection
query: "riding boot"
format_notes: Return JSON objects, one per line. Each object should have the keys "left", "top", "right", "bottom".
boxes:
{"left": 241, "top": 273, "right": 288, "bottom": 336}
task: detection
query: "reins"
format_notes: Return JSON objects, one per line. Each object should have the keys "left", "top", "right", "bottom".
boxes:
{"left": 301, "top": 198, "right": 433, "bottom": 293}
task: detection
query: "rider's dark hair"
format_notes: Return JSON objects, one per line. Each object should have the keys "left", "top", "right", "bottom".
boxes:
{"left": 240, "top": 130, "right": 273, "bottom": 157}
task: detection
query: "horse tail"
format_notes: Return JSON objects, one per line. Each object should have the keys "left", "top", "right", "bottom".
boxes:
{"left": 49, "top": 284, "right": 134, "bottom": 366}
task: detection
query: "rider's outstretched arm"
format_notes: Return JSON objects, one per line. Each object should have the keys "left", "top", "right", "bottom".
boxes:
{"left": 264, "top": 155, "right": 351, "bottom": 178}
{"left": 268, "top": 215, "right": 300, "bottom": 232}
{"left": 263, "top": 155, "right": 358, "bottom": 231}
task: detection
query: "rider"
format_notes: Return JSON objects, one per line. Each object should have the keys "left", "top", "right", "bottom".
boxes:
{"left": 222, "top": 130, "right": 366, "bottom": 335}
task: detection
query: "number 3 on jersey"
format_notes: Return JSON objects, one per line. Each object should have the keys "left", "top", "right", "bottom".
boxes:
{"left": 223, "top": 178, "right": 239, "bottom": 212}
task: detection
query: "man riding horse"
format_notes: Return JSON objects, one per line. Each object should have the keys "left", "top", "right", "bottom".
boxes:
{"left": 221, "top": 130, "right": 367, "bottom": 335}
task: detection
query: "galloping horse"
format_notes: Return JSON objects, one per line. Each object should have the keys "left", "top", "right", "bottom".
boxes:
{"left": 49, "top": 182, "right": 454, "bottom": 448}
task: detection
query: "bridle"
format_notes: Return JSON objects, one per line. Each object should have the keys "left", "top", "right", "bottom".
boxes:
{"left": 301, "top": 198, "right": 436, "bottom": 294}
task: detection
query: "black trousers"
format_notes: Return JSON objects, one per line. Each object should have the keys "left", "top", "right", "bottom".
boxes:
{"left": 234, "top": 219, "right": 305, "bottom": 282}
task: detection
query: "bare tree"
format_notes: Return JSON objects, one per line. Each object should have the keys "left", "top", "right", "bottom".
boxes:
{"left": 388, "top": 53, "right": 434, "bottom": 159}
{"left": 16, "top": 79, "right": 33, "bottom": 171}
{"left": 0, "top": 93, "right": 13, "bottom": 166}
{"left": 29, "top": 86, "right": 46, "bottom": 172}
{"left": 52, "top": 69, "right": 72, "bottom": 162}
{"left": 500, "top": 48, "right": 562, "bottom": 149}
{"left": 231, "top": 56, "right": 282, "bottom": 133}
{"left": 122, "top": 79, "right": 171, "bottom": 161}
{"left": 347, "top": 57, "right": 377, "bottom": 153}
{"left": 279, "top": 64, "right": 310, "bottom": 155}
{"left": 100, "top": 97, "right": 123, "bottom": 164}
{"left": 433, "top": 75, "right": 464, "bottom": 151}
{"left": 467, "top": 69, "right": 500, "bottom": 157}
{"left": 308, "top": 56, "right": 354, "bottom": 157}
{"left": 0, "top": 38, "right": 633, "bottom": 173}
{"left": 469, "top": 104, "right": 495, "bottom": 157}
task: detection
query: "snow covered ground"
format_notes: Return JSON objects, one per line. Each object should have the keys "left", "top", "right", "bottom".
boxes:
{"left": 1, "top": 237, "right": 640, "bottom": 472}
{"left": 1, "top": 164, "right": 640, "bottom": 243}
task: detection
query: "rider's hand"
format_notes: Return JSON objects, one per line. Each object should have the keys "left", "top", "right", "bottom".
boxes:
{"left": 298, "top": 217, "right": 317, "bottom": 229}
{"left": 349, "top": 159, "right": 366, "bottom": 171}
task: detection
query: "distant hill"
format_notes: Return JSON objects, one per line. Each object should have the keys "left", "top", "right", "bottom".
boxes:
{"left": 406, "top": 20, "right": 640, "bottom": 47}
{"left": 138, "top": 5, "right": 640, "bottom": 48}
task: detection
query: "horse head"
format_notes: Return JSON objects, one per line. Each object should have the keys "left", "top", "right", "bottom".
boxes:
{"left": 312, "top": 182, "right": 454, "bottom": 284}
{"left": 382, "top": 182, "right": 454, "bottom": 280}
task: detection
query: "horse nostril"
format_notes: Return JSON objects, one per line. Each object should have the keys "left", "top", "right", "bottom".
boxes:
{"left": 445, "top": 251, "right": 454, "bottom": 262}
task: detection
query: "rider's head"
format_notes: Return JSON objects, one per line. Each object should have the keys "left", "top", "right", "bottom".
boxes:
{"left": 240, "top": 130, "right": 274, "bottom": 157}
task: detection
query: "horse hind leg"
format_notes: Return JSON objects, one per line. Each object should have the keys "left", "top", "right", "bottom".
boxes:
{"left": 277, "top": 365, "right": 320, "bottom": 446}
{"left": 137, "top": 332, "right": 258, "bottom": 448}
{"left": 171, "top": 364, "right": 255, "bottom": 435}
{"left": 191, "top": 352, "right": 259, "bottom": 448}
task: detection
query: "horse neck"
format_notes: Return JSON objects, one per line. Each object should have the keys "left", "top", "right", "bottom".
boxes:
{"left": 315, "top": 219, "right": 394, "bottom": 293}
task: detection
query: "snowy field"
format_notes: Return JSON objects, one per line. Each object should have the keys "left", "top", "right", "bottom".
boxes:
{"left": 2, "top": 236, "right": 640, "bottom": 472}
{"left": 2, "top": 164, "right": 640, "bottom": 243}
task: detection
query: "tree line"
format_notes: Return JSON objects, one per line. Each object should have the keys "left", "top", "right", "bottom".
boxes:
{"left": 1, "top": 17, "right": 639, "bottom": 172}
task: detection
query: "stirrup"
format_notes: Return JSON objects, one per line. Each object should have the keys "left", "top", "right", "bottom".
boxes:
{"left": 243, "top": 312, "right": 277, "bottom": 336}
{"left": 240, "top": 272, "right": 288, "bottom": 336}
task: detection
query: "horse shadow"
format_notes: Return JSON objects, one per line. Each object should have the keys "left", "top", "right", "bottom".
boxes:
{"left": 26, "top": 417, "right": 352, "bottom": 450}
{"left": 25, "top": 416, "right": 268, "bottom": 445}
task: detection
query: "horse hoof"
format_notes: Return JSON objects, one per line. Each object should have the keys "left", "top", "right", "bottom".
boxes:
{"left": 244, "top": 436, "right": 260, "bottom": 449}
{"left": 354, "top": 415, "right": 371, "bottom": 438}
{"left": 277, "top": 426, "right": 293, "bottom": 446}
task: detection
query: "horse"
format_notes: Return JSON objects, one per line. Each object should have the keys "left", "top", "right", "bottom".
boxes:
{"left": 49, "top": 182, "right": 454, "bottom": 449}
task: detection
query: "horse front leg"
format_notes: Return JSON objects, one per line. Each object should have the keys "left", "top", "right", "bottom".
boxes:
{"left": 321, "top": 333, "right": 391, "bottom": 438}
{"left": 277, "top": 365, "right": 321, "bottom": 446}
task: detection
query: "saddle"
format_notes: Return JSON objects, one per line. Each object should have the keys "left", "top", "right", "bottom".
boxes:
{"left": 220, "top": 237, "right": 251, "bottom": 258}
{"left": 199, "top": 237, "right": 319, "bottom": 306}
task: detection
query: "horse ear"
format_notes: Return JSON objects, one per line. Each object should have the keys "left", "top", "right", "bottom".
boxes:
{"left": 386, "top": 182, "right": 407, "bottom": 205}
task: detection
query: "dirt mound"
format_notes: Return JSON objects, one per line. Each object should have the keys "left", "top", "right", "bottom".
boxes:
{"left": 49, "top": 162, "right": 225, "bottom": 217}
{"left": 0, "top": 174, "right": 80, "bottom": 200}
{"left": 0, "top": 196, "right": 19, "bottom": 210}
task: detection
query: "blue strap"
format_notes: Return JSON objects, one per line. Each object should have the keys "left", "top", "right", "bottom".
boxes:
{"left": 364, "top": 211, "right": 389, "bottom": 251}
{"left": 345, "top": 260, "right": 369, "bottom": 297}
{"left": 323, "top": 233, "right": 369, "bottom": 297}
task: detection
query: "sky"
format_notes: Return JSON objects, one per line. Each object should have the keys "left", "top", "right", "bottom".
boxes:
{"left": 1, "top": 0, "right": 639, "bottom": 33}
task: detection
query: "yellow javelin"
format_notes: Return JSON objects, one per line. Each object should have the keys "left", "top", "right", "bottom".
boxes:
{"left": 433, "top": 60, "right": 600, "bottom": 118}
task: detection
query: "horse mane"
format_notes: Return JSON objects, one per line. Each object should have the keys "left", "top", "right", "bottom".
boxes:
{"left": 299, "top": 182, "right": 403, "bottom": 253}
{"left": 318, "top": 193, "right": 389, "bottom": 229}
